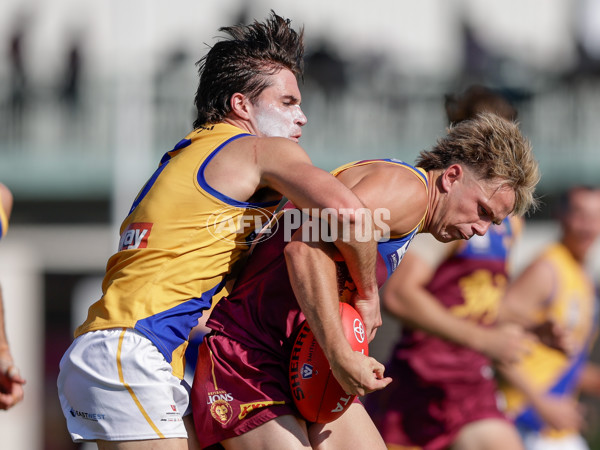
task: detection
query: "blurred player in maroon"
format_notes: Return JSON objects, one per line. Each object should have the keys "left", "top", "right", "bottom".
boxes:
{"left": 0, "top": 183, "right": 26, "bottom": 410}
{"left": 364, "top": 86, "right": 533, "bottom": 450}
{"left": 191, "top": 112, "right": 540, "bottom": 449}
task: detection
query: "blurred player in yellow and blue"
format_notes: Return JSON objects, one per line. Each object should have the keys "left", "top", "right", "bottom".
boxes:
{"left": 498, "top": 186, "right": 600, "bottom": 450}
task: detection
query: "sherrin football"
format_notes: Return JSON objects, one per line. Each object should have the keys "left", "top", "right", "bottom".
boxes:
{"left": 289, "top": 302, "right": 368, "bottom": 423}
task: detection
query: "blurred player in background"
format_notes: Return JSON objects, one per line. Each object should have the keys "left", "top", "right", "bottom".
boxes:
{"left": 0, "top": 182, "right": 26, "bottom": 411}
{"left": 191, "top": 112, "right": 540, "bottom": 449}
{"left": 56, "top": 12, "right": 379, "bottom": 449}
{"left": 365, "top": 85, "right": 533, "bottom": 450}
{"left": 497, "top": 186, "right": 600, "bottom": 450}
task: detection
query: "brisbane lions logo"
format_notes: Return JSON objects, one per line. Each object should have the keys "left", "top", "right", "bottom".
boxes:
{"left": 210, "top": 399, "right": 233, "bottom": 425}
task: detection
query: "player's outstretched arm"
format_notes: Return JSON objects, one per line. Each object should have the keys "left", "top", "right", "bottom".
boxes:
{"left": 0, "top": 184, "right": 25, "bottom": 410}
{"left": 383, "top": 250, "right": 533, "bottom": 366}
{"left": 0, "top": 289, "right": 26, "bottom": 410}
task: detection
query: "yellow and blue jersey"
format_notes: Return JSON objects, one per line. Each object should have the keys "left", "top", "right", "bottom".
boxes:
{"left": 76, "top": 123, "right": 280, "bottom": 378}
{"left": 500, "top": 242, "right": 599, "bottom": 436}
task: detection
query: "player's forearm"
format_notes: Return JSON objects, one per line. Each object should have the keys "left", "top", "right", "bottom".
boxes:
{"left": 577, "top": 363, "right": 600, "bottom": 396}
{"left": 497, "top": 363, "right": 545, "bottom": 410}
{"left": 284, "top": 239, "right": 355, "bottom": 364}
{"left": 332, "top": 216, "right": 379, "bottom": 299}
{"left": 0, "top": 291, "right": 10, "bottom": 355}
{"left": 384, "top": 286, "right": 479, "bottom": 348}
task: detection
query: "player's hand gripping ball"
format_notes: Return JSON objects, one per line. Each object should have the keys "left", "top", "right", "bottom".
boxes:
{"left": 289, "top": 302, "right": 368, "bottom": 423}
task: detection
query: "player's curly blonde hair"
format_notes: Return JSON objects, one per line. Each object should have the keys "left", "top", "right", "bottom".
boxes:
{"left": 416, "top": 112, "right": 540, "bottom": 216}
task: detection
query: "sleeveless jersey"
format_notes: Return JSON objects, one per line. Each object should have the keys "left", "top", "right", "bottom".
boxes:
{"left": 499, "top": 243, "right": 599, "bottom": 436}
{"left": 206, "top": 159, "right": 428, "bottom": 356}
{"left": 75, "top": 123, "right": 280, "bottom": 378}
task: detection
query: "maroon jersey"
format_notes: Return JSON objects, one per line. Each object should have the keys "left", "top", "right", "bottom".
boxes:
{"left": 193, "top": 160, "right": 429, "bottom": 447}
{"left": 366, "top": 218, "right": 517, "bottom": 450}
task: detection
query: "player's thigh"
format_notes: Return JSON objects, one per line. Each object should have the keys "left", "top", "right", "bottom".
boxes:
{"left": 309, "top": 402, "right": 386, "bottom": 450}
{"left": 97, "top": 437, "right": 189, "bottom": 450}
{"left": 221, "top": 414, "right": 310, "bottom": 450}
{"left": 451, "top": 418, "right": 524, "bottom": 450}
{"left": 183, "top": 414, "right": 201, "bottom": 450}
{"left": 97, "top": 416, "right": 198, "bottom": 450}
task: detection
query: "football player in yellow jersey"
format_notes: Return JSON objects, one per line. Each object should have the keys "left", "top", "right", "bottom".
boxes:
{"left": 57, "top": 12, "right": 380, "bottom": 450}
{"left": 0, "top": 182, "right": 26, "bottom": 410}
{"left": 497, "top": 186, "right": 600, "bottom": 450}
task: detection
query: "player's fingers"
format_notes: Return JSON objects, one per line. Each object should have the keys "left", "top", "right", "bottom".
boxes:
{"left": 368, "top": 358, "right": 389, "bottom": 382}
{"left": 7, "top": 366, "right": 25, "bottom": 384}
{"left": 367, "top": 327, "right": 377, "bottom": 343}
{"left": 0, "top": 392, "right": 15, "bottom": 410}
{"left": 363, "top": 376, "right": 393, "bottom": 394}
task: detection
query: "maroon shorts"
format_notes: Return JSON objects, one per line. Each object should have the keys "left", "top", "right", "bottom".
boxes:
{"left": 191, "top": 333, "right": 297, "bottom": 448}
{"left": 365, "top": 358, "right": 507, "bottom": 450}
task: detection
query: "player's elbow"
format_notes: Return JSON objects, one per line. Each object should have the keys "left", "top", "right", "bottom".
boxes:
{"left": 381, "top": 290, "right": 411, "bottom": 319}
{"left": 283, "top": 239, "right": 309, "bottom": 268}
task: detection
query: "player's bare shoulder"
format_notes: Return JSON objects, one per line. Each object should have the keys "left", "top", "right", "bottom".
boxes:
{"left": 337, "top": 162, "right": 428, "bottom": 235}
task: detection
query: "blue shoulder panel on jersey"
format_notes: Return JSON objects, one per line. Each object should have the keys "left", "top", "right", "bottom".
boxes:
{"left": 377, "top": 228, "right": 419, "bottom": 279}
{"left": 197, "top": 133, "right": 281, "bottom": 208}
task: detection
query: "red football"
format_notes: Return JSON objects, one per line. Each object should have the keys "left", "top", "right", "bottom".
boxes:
{"left": 289, "top": 302, "right": 369, "bottom": 423}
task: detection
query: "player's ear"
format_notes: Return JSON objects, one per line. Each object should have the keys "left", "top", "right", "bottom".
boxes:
{"left": 440, "top": 164, "right": 463, "bottom": 193}
{"left": 230, "top": 92, "right": 252, "bottom": 120}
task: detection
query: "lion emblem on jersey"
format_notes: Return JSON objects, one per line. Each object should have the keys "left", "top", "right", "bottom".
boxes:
{"left": 210, "top": 399, "right": 233, "bottom": 425}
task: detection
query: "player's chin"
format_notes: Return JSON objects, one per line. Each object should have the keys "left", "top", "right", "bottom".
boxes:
{"left": 433, "top": 231, "right": 453, "bottom": 243}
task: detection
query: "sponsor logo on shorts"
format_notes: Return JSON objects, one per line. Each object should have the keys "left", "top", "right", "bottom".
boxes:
{"left": 206, "top": 390, "right": 234, "bottom": 404}
{"left": 118, "top": 222, "right": 153, "bottom": 250}
{"left": 210, "top": 399, "right": 233, "bottom": 425}
{"left": 300, "top": 363, "right": 313, "bottom": 379}
{"left": 238, "top": 400, "right": 285, "bottom": 420}
{"left": 69, "top": 408, "right": 106, "bottom": 422}
{"left": 160, "top": 404, "right": 182, "bottom": 423}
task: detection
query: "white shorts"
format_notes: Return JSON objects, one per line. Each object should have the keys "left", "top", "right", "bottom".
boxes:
{"left": 57, "top": 328, "right": 191, "bottom": 442}
{"left": 521, "top": 431, "right": 589, "bottom": 450}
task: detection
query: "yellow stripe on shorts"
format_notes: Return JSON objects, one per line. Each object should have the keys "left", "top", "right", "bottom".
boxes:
{"left": 117, "top": 328, "right": 165, "bottom": 438}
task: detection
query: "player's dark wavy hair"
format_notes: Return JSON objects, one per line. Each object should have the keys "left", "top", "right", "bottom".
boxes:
{"left": 193, "top": 11, "right": 304, "bottom": 128}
